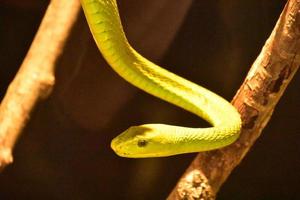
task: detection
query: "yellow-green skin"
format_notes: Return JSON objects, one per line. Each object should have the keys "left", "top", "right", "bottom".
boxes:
{"left": 80, "top": 0, "right": 242, "bottom": 158}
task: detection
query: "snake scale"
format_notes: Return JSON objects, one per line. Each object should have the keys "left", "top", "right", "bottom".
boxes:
{"left": 80, "top": 0, "right": 242, "bottom": 158}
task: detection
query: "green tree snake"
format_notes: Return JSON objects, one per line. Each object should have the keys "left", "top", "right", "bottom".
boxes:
{"left": 80, "top": 0, "right": 242, "bottom": 158}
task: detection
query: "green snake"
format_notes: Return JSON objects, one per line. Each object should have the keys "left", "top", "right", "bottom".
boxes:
{"left": 80, "top": 0, "right": 242, "bottom": 158}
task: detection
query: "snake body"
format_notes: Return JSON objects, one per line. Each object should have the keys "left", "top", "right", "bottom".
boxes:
{"left": 80, "top": 0, "right": 242, "bottom": 158}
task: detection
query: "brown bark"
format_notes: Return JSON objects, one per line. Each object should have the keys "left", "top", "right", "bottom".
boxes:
{"left": 168, "top": 0, "right": 300, "bottom": 199}
{"left": 0, "top": 0, "right": 80, "bottom": 170}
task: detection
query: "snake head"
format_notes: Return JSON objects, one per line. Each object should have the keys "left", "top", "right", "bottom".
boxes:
{"left": 111, "top": 125, "right": 169, "bottom": 158}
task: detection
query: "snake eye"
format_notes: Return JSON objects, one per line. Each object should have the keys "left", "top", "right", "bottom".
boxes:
{"left": 137, "top": 139, "right": 148, "bottom": 147}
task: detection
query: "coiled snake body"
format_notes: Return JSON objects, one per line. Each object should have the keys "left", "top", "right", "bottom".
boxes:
{"left": 80, "top": 0, "right": 242, "bottom": 158}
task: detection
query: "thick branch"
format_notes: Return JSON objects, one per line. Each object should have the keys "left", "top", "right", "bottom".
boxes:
{"left": 168, "top": 0, "right": 299, "bottom": 199}
{"left": 0, "top": 0, "right": 80, "bottom": 170}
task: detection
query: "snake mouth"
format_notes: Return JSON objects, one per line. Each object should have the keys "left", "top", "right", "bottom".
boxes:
{"left": 111, "top": 137, "right": 173, "bottom": 158}
{"left": 110, "top": 134, "right": 137, "bottom": 157}
{"left": 110, "top": 136, "right": 154, "bottom": 158}
{"left": 110, "top": 126, "right": 155, "bottom": 157}
{"left": 110, "top": 136, "right": 127, "bottom": 157}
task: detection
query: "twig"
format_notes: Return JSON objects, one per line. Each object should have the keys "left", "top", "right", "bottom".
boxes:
{"left": 0, "top": 0, "right": 80, "bottom": 170}
{"left": 168, "top": 0, "right": 300, "bottom": 199}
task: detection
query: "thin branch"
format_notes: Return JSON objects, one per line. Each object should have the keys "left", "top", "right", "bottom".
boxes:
{"left": 0, "top": 0, "right": 80, "bottom": 170}
{"left": 168, "top": 0, "right": 300, "bottom": 199}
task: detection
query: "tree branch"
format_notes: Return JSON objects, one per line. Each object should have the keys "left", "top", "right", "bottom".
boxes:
{"left": 0, "top": 0, "right": 80, "bottom": 170}
{"left": 168, "top": 0, "right": 299, "bottom": 199}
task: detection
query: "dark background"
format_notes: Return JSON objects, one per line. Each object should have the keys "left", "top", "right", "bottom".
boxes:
{"left": 0, "top": 0, "right": 299, "bottom": 199}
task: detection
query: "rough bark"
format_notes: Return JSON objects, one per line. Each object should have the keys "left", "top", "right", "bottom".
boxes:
{"left": 168, "top": 0, "right": 299, "bottom": 199}
{"left": 0, "top": 0, "right": 80, "bottom": 170}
